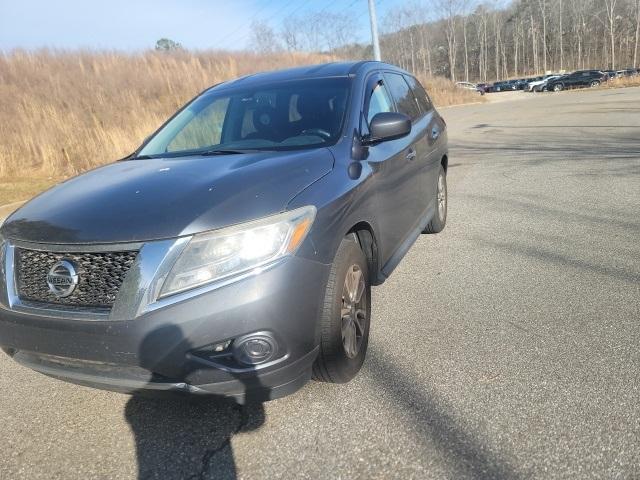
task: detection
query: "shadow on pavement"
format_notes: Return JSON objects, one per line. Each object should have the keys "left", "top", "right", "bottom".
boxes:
{"left": 473, "top": 235, "right": 640, "bottom": 285}
{"left": 364, "top": 347, "right": 520, "bottom": 480}
{"left": 124, "top": 326, "right": 523, "bottom": 479}
{"left": 124, "top": 325, "right": 266, "bottom": 480}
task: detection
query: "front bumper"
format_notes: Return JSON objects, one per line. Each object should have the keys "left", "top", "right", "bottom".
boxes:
{"left": 0, "top": 241, "right": 330, "bottom": 403}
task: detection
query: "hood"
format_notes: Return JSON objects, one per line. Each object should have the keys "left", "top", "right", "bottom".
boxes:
{"left": 1, "top": 149, "right": 333, "bottom": 244}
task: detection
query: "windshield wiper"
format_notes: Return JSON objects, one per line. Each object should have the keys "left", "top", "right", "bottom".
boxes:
{"left": 199, "top": 149, "right": 261, "bottom": 156}
{"left": 130, "top": 149, "right": 261, "bottom": 160}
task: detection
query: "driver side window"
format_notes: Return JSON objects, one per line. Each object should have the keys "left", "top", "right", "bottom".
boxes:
{"left": 367, "top": 82, "right": 394, "bottom": 125}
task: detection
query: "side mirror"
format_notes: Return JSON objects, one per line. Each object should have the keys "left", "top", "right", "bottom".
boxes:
{"left": 363, "top": 112, "right": 412, "bottom": 145}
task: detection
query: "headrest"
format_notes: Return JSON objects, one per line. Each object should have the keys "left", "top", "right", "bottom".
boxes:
{"left": 252, "top": 106, "right": 279, "bottom": 134}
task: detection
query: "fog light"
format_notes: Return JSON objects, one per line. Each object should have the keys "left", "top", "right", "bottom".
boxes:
{"left": 233, "top": 333, "right": 277, "bottom": 365}
{"left": 194, "top": 340, "right": 233, "bottom": 360}
{"left": 212, "top": 340, "right": 232, "bottom": 353}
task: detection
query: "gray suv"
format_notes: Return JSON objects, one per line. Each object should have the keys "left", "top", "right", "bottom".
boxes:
{"left": 0, "top": 62, "right": 448, "bottom": 403}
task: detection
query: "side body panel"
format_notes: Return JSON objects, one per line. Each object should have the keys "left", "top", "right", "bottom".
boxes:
{"left": 290, "top": 64, "right": 448, "bottom": 283}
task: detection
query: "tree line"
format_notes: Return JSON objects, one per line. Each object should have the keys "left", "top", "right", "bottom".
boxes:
{"left": 251, "top": 0, "right": 640, "bottom": 82}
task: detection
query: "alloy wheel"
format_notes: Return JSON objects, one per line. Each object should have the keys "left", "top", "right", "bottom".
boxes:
{"left": 341, "top": 264, "right": 366, "bottom": 359}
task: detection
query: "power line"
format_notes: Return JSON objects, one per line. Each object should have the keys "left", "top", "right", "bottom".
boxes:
{"left": 285, "top": 0, "right": 315, "bottom": 19}
{"left": 217, "top": 0, "right": 302, "bottom": 50}
{"left": 217, "top": 0, "right": 378, "bottom": 51}
{"left": 336, "top": 0, "right": 361, "bottom": 17}
{"left": 212, "top": 1, "right": 274, "bottom": 49}
{"left": 220, "top": 0, "right": 328, "bottom": 50}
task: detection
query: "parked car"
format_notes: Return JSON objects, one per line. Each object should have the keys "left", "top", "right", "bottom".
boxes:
{"left": 455, "top": 81, "right": 477, "bottom": 90}
{"left": 545, "top": 70, "right": 607, "bottom": 91}
{"left": 523, "top": 77, "right": 543, "bottom": 91}
{"left": 0, "top": 62, "right": 449, "bottom": 403}
{"left": 529, "top": 75, "right": 562, "bottom": 92}
{"left": 492, "top": 80, "right": 516, "bottom": 92}
{"left": 506, "top": 80, "right": 521, "bottom": 90}
{"left": 476, "top": 82, "right": 490, "bottom": 94}
{"left": 514, "top": 79, "right": 532, "bottom": 90}
{"left": 617, "top": 68, "right": 639, "bottom": 77}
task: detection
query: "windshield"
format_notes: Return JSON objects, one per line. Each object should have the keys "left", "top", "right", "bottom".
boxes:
{"left": 138, "top": 77, "right": 351, "bottom": 157}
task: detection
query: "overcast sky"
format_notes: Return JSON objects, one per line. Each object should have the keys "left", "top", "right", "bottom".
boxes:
{"left": 0, "top": 0, "right": 399, "bottom": 51}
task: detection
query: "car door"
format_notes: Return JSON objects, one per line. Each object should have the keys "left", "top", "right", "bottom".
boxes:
{"left": 360, "top": 72, "right": 424, "bottom": 264}
{"left": 383, "top": 72, "right": 433, "bottom": 225}
{"left": 404, "top": 74, "right": 444, "bottom": 217}
{"left": 561, "top": 74, "right": 574, "bottom": 87}
{"left": 578, "top": 72, "right": 591, "bottom": 86}
{"left": 575, "top": 72, "right": 591, "bottom": 87}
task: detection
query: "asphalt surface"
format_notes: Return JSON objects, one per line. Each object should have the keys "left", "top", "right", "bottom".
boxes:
{"left": 1, "top": 87, "right": 639, "bottom": 480}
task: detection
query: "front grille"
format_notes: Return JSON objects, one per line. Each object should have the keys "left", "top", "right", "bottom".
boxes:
{"left": 15, "top": 248, "right": 138, "bottom": 308}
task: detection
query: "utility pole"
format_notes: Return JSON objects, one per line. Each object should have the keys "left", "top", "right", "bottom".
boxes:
{"left": 368, "top": 0, "right": 382, "bottom": 61}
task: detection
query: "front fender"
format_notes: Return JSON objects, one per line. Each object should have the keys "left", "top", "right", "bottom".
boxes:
{"left": 286, "top": 166, "right": 383, "bottom": 274}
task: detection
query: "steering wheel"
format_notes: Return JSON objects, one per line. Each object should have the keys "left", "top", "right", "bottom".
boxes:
{"left": 301, "top": 128, "right": 332, "bottom": 140}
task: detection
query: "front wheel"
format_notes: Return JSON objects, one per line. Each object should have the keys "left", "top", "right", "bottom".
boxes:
{"left": 590, "top": 80, "right": 600, "bottom": 88}
{"left": 553, "top": 84, "right": 564, "bottom": 92}
{"left": 423, "top": 165, "right": 447, "bottom": 234}
{"left": 312, "top": 237, "right": 371, "bottom": 383}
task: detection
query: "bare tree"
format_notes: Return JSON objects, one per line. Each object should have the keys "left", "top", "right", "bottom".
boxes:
{"left": 604, "top": 0, "right": 619, "bottom": 68}
{"left": 633, "top": 0, "right": 640, "bottom": 67}
{"left": 250, "top": 21, "right": 281, "bottom": 54}
{"left": 462, "top": 8, "right": 470, "bottom": 80}
{"left": 319, "top": 13, "right": 353, "bottom": 52}
{"left": 281, "top": 16, "right": 302, "bottom": 52}
{"left": 558, "top": 0, "right": 564, "bottom": 70}
{"left": 537, "top": 0, "right": 548, "bottom": 72}
{"left": 332, "top": 0, "right": 640, "bottom": 81}
{"left": 437, "top": 0, "right": 462, "bottom": 81}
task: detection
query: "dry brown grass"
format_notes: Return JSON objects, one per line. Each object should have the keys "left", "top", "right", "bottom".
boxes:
{"left": 0, "top": 50, "right": 479, "bottom": 204}
{"left": 0, "top": 50, "right": 337, "bottom": 178}
{"left": 602, "top": 75, "right": 640, "bottom": 89}
{"left": 418, "top": 75, "right": 486, "bottom": 108}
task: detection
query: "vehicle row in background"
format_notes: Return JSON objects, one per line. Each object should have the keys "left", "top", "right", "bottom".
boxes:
{"left": 458, "top": 67, "right": 639, "bottom": 95}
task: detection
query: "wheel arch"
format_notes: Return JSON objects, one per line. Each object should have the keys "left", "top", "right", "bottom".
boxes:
{"left": 346, "top": 221, "right": 382, "bottom": 286}
{"left": 441, "top": 154, "right": 448, "bottom": 172}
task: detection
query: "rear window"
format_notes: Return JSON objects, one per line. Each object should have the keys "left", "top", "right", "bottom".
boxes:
{"left": 404, "top": 75, "right": 433, "bottom": 114}
{"left": 383, "top": 73, "right": 420, "bottom": 121}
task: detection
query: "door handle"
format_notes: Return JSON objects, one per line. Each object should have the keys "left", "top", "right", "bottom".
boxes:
{"left": 432, "top": 128, "right": 440, "bottom": 140}
{"left": 405, "top": 149, "right": 417, "bottom": 161}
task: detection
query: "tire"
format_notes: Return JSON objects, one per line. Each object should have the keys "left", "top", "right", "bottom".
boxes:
{"left": 590, "top": 80, "right": 600, "bottom": 88}
{"left": 553, "top": 83, "right": 564, "bottom": 92}
{"left": 423, "top": 165, "right": 447, "bottom": 234}
{"left": 312, "top": 237, "right": 371, "bottom": 383}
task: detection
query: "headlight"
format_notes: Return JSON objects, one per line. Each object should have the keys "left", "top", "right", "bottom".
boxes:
{"left": 159, "top": 206, "right": 316, "bottom": 297}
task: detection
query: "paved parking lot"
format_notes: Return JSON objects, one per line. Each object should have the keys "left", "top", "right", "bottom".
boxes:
{"left": 1, "top": 87, "right": 639, "bottom": 479}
